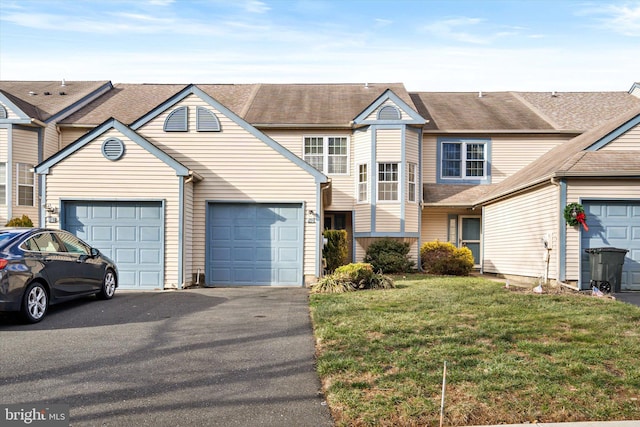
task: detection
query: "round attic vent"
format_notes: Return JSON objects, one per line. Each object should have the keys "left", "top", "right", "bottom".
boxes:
{"left": 102, "top": 138, "right": 125, "bottom": 161}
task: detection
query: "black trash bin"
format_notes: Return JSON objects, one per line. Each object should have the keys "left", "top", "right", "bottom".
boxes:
{"left": 584, "top": 247, "right": 628, "bottom": 293}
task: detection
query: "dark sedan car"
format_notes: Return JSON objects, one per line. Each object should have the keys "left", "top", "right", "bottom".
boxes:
{"left": 0, "top": 228, "right": 118, "bottom": 323}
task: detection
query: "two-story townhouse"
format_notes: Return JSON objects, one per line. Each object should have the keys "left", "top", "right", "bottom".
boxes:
{"left": 4, "top": 78, "right": 639, "bottom": 292}
{"left": 35, "top": 82, "right": 426, "bottom": 290}
{"left": 411, "top": 90, "right": 640, "bottom": 270}
{"left": 0, "top": 80, "right": 112, "bottom": 225}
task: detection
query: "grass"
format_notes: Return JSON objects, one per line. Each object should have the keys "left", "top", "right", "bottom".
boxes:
{"left": 309, "top": 274, "right": 640, "bottom": 426}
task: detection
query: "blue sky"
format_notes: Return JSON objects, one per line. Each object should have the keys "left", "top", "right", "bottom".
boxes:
{"left": 1, "top": 0, "right": 639, "bottom": 91}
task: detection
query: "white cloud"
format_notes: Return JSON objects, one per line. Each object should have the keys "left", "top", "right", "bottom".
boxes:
{"left": 598, "top": 3, "right": 640, "bottom": 36}
{"left": 243, "top": 0, "right": 270, "bottom": 14}
{"left": 422, "top": 17, "right": 492, "bottom": 44}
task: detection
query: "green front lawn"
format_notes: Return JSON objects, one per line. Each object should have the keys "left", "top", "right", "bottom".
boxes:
{"left": 309, "top": 275, "right": 640, "bottom": 426}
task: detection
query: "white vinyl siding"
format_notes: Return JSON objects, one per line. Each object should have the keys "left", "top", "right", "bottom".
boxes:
{"left": 376, "top": 204, "right": 402, "bottom": 232}
{"left": 565, "top": 179, "right": 640, "bottom": 283}
{"left": 421, "top": 207, "right": 470, "bottom": 243}
{"left": 483, "top": 185, "right": 558, "bottom": 279}
{"left": 60, "top": 128, "right": 90, "bottom": 149}
{"left": 136, "top": 94, "right": 320, "bottom": 281}
{"left": 42, "top": 128, "right": 182, "bottom": 288}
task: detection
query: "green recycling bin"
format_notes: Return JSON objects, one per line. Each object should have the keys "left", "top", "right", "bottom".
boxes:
{"left": 584, "top": 247, "right": 628, "bottom": 293}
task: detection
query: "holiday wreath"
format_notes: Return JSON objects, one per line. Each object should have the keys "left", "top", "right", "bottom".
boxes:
{"left": 564, "top": 202, "right": 589, "bottom": 231}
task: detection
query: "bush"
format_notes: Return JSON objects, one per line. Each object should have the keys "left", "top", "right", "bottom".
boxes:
{"left": 323, "top": 229, "right": 349, "bottom": 273}
{"left": 420, "top": 240, "right": 474, "bottom": 276}
{"left": 364, "top": 238, "right": 415, "bottom": 273}
{"left": 5, "top": 215, "right": 34, "bottom": 227}
{"left": 311, "top": 262, "right": 395, "bottom": 293}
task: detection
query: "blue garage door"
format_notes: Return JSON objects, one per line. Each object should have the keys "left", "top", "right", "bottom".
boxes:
{"left": 64, "top": 201, "right": 164, "bottom": 290}
{"left": 207, "top": 203, "right": 303, "bottom": 286}
{"left": 581, "top": 200, "right": 640, "bottom": 291}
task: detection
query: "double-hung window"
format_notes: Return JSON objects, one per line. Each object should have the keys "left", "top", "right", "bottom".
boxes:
{"left": 439, "top": 139, "right": 489, "bottom": 183}
{"left": 407, "top": 163, "right": 417, "bottom": 202}
{"left": 357, "top": 164, "right": 368, "bottom": 202}
{"left": 378, "top": 163, "right": 398, "bottom": 201}
{"left": 17, "top": 163, "right": 35, "bottom": 206}
{"left": 0, "top": 162, "right": 6, "bottom": 205}
{"left": 303, "top": 136, "right": 348, "bottom": 174}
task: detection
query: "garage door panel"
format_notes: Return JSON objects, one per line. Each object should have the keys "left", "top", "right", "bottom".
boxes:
{"left": 64, "top": 201, "right": 163, "bottom": 289}
{"left": 208, "top": 203, "right": 303, "bottom": 286}
{"left": 582, "top": 200, "right": 640, "bottom": 291}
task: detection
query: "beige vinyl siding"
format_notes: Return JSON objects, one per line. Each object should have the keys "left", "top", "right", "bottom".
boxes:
{"left": 421, "top": 207, "right": 470, "bottom": 243}
{"left": 11, "top": 128, "right": 39, "bottom": 221}
{"left": 41, "top": 126, "right": 57, "bottom": 161}
{"left": 483, "top": 184, "right": 558, "bottom": 279}
{"left": 0, "top": 129, "right": 7, "bottom": 222}
{"left": 137, "top": 94, "right": 320, "bottom": 278}
{"left": 599, "top": 123, "right": 640, "bottom": 150}
{"left": 405, "top": 129, "right": 420, "bottom": 233}
{"left": 422, "top": 134, "right": 570, "bottom": 184}
{"left": 376, "top": 204, "right": 401, "bottom": 232}
{"left": 354, "top": 128, "right": 372, "bottom": 231}
{"left": 265, "top": 129, "right": 353, "bottom": 210}
{"left": 376, "top": 128, "right": 401, "bottom": 161}
{"left": 60, "top": 128, "right": 89, "bottom": 149}
{"left": 565, "top": 179, "right": 640, "bottom": 282}
{"left": 43, "top": 128, "right": 182, "bottom": 288}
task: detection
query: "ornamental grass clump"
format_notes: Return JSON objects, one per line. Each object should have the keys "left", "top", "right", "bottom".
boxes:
{"left": 420, "top": 240, "right": 474, "bottom": 275}
{"left": 311, "top": 262, "right": 395, "bottom": 293}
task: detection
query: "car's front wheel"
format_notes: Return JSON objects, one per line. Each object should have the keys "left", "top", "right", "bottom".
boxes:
{"left": 21, "top": 282, "right": 48, "bottom": 323}
{"left": 97, "top": 269, "right": 117, "bottom": 300}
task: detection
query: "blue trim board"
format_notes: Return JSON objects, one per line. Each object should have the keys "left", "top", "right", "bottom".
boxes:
{"left": 316, "top": 185, "right": 322, "bottom": 278}
{"left": 558, "top": 179, "right": 567, "bottom": 282}
{"left": 586, "top": 113, "right": 640, "bottom": 151}
{"left": 6, "top": 124, "right": 12, "bottom": 219}
{"left": 35, "top": 118, "right": 190, "bottom": 176}
{"left": 354, "top": 89, "right": 427, "bottom": 125}
{"left": 130, "top": 84, "right": 327, "bottom": 185}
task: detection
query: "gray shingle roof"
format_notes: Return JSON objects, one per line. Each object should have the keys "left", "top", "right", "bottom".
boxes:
{"left": 410, "top": 92, "right": 554, "bottom": 131}
{"left": 0, "top": 80, "right": 111, "bottom": 122}
{"left": 60, "top": 82, "right": 414, "bottom": 127}
{"left": 475, "top": 106, "right": 640, "bottom": 205}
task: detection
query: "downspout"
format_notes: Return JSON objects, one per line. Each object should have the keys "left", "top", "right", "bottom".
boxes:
{"left": 550, "top": 177, "right": 572, "bottom": 288}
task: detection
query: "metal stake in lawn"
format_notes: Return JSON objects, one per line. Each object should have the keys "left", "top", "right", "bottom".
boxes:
{"left": 440, "top": 361, "right": 447, "bottom": 427}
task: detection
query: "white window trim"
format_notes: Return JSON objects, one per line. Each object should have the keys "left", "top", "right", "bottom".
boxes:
{"left": 377, "top": 162, "right": 399, "bottom": 203}
{"left": 440, "top": 140, "right": 487, "bottom": 180}
{"left": 303, "top": 135, "right": 350, "bottom": 176}
{"left": 16, "top": 163, "right": 35, "bottom": 207}
{"left": 407, "top": 163, "right": 417, "bottom": 203}
{"left": 357, "top": 163, "right": 368, "bottom": 203}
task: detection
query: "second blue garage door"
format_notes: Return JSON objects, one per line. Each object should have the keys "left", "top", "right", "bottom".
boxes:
{"left": 207, "top": 203, "right": 303, "bottom": 286}
{"left": 63, "top": 201, "right": 164, "bottom": 290}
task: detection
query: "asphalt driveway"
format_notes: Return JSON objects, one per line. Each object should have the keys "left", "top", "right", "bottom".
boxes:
{"left": 0, "top": 287, "right": 334, "bottom": 427}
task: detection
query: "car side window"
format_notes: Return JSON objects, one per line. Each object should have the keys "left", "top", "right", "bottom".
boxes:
{"left": 24, "top": 233, "right": 65, "bottom": 253}
{"left": 55, "top": 232, "right": 90, "bottom": 255}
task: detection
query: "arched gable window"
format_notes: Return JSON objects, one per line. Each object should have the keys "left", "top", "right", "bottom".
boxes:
{"left": 196, "top": 106, "right": 221, "bottom": 132}
{"left": 377, "top": 105, "right": 401, "bottom": 120}
{"left": 164, "top": 106, "right": 188, "bottom": 132}
{"left": 0, "top": 105, "right": 7, "bottom": 119}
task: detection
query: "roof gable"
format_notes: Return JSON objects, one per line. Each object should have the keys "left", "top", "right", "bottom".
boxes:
{"left": 35, "top": 118, "right": 189, "bottom": 176}
{"left": 354, "top": 89, "right": 426, "bottom": 125}
{"left": 131, "top": 84, "right": 328, "bottom": 184}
